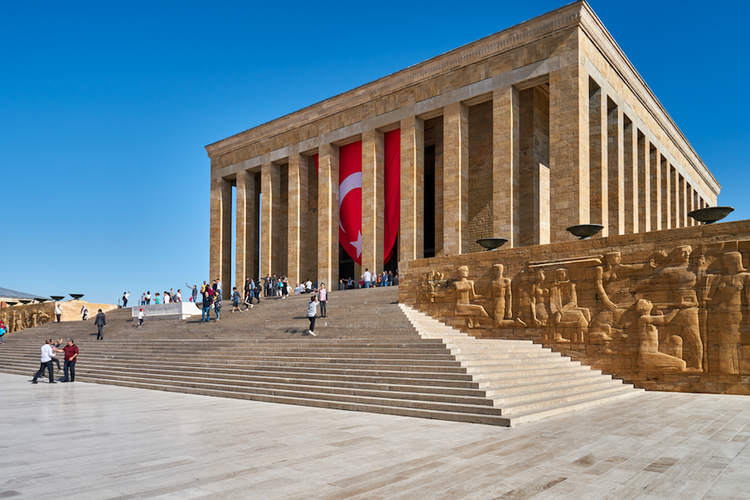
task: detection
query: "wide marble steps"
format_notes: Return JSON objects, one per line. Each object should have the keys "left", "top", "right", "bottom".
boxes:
{"left": 0, "top": 287, "right": 641, "bottom": 426}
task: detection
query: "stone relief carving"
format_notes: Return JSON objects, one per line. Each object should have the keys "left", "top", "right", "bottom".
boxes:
{"left": 549, "top": 267, "right": 590, "bottom": 343}
{"left": 0, "top": 305, "right": 52, "bottom": 334}
{"left": 706, "top": 251, "right": 750, "bottom": 375}
{"left": 416, "top": 240, "right": 750, "bottom": 376}
{"left": 453, "top": 266, "right": 492, "bottom": 329}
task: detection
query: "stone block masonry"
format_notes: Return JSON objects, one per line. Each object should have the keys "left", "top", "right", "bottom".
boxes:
{"left": 206, "top": 1, "right": 719, "bottom": 297}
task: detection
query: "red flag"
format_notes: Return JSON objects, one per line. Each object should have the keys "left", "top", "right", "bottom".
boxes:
{"left": 339, "top": 141, "right": 362, "bottom": 264}
{"left": 384, "top": 130, "right": 400, "bottom": 264}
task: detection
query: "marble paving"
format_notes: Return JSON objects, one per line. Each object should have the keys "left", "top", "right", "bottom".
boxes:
{"left": 0, "top": 373, "right": 748, "bottom": 499}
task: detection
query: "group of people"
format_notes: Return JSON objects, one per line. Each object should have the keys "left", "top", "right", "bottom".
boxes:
{"left": 31, "top": 337, "right": 79, "bottom": 383}
{"left": 135, "top": 289, "right": 184, "bottom": 306}
{"left": 338, "top": 269, "right": 398, "bottom": 290}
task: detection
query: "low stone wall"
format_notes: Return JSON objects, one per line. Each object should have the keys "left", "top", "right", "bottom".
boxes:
{"left": 400, "top": 220, "right": 750, "bottom": 395}
{"left": 131, "top": 302, "right": 201, "bottom": 321}
{"left": 0, "top": 300, "right": 117, "bottom": 334}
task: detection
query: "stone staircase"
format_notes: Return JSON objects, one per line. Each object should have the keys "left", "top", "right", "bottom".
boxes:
{"left": 0, "top": 287, "right": 641, "bottom": 426}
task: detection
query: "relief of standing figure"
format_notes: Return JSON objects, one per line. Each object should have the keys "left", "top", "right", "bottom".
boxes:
{"left": 707, "top": 251, "right": 750, "bottom": 374}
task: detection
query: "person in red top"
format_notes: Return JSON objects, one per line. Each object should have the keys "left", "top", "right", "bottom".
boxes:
{"left": 62, "top": 338, "right": 79, "bottom": 382}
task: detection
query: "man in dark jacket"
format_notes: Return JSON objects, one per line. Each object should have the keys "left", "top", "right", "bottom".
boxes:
{"left": 94, "top": 309, "right": 106, "bottom": 340}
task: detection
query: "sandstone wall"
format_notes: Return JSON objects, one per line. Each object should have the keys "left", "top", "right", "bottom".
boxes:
{"left": 0, "top": 301, "right": 118, "bottom": 335}
{"left": 400, "top": 221, "right": 750, "bottom": 395}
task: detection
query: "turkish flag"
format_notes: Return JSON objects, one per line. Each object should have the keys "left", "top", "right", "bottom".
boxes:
{"left": 384, "top": 129, "right": 400, "bottom": 264}
{"left": 339, "top": 141, "right": 362, "bottom": 264}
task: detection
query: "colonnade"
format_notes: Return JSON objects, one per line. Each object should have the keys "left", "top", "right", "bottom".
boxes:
{"left": 210, "top": 65, "right": 712, "bottom": 298}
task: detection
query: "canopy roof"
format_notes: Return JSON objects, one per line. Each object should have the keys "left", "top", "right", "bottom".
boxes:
{"left": 0, "top": 287, "right": 45, "bottom": 300}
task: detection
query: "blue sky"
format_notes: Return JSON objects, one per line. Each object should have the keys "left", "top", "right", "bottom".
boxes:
{"left": 1, "top": 0, "right": 748, "bottom": 304}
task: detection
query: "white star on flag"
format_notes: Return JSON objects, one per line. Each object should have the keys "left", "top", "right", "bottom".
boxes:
{"left": 349, "top": 231, "right": 362, "bottom": 258}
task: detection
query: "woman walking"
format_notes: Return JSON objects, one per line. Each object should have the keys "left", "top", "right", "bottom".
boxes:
{"left": 306, "top": 294, "right": 319, "bottom": 336}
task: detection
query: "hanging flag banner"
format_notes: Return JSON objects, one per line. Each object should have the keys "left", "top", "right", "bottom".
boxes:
{"left": 384, "top": 129, "right": 400, "bottom": 264}
{"left": 339, "top": 141, "right": 362, "bottom": 265}
{"left": 313, "top": 154, "right": 318, "bottom": 175}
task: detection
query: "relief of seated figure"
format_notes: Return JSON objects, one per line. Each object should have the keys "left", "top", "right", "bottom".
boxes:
{"left": 549, "top": 267, "right": 590, "bottom": 343}
{"left": 635, "top": 299, "right": 686, "bottom": 371}
{"left": 453, "top": 265, "right": 492, "bottom": 329}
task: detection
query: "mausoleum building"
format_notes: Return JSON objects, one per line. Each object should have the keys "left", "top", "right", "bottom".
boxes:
{"left": 206, "top": 1, "right": 719, "bottom": 293}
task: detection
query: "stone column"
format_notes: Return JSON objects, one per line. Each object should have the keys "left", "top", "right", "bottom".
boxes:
{"left": 670, "top": 166, "right": 678, "bottom": 229}
{"left": 443, "top": 102, "right": 469, "bottom": 254}
{"left": 493, "top": 86, "right": 520, "bottom": 247}
{"left": 638, "top": 133, "right": 651, "bottom": 232}
{"left": 680, "top": 176, "right": 688, "bottom": 228}
{"left": 287, "top": 153, "right": 308, "bottom": 285}
{"left": 607, "top": 102, "right": 624, "bottom": 236}
{"left": 400, "top": 116, "right": 424, "bottom": 265}
{"left": 210, "top": 176, "right": 232, "bottom": 298}
{"left": 623, "top": 117, "right": 638, "bottom": 233}
{"left": 549, "top": 62, "right": 590, "bottom": 242}
{"left": 318, "top": 143, "right": 339, "bottom": 287}
{"left": 361, "top": 129, "right": 384, "bottom": 275}
{"left": 661, "top": 156, "right": 671, "bottom": 229}
{"left": 235, "top": 170, "right": 257, "bottom": 288}
{"left": 260, "top": 162, "right": 281, "bottom": 277}
{"left": 588, "top": 82, "right": 608, "bottom": 236}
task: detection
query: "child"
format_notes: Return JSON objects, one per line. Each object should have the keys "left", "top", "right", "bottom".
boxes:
{"left": 231, "top": 287, "right": 242, "bottom": 313}
{"left": 137, "top": 308, "right": 145, "bottom": 327}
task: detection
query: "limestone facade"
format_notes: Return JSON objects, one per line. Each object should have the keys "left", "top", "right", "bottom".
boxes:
{"left": 205, "top": 1, "right": 719, "bottom": 296}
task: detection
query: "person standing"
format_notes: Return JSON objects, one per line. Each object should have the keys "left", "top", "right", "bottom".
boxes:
{"left": 122, "top": 292, "right": 130, "bottom": 308}
{"left": 80, "top": 305, "right": 88, "bottom": 321}
{"left": 94, "top": 309, "right": 106, "bottom": 340}
{"left": 318, "top": 283, "right": 328, "bottom": 318}
{"left": 214, "top": 292, "right": 223, "bottom": 321}
{"left": 306, "top": 294, "right": 319, "bottom": 336}
{"left": 32, "top": 339, "right": 56, "bottom": 384}
{"left": 0, "top": 319, "right": 6, "bottom": 344}
{"left": 363, "top": 268, "right": 372, "bottom": 288}
{"left": 186, "top": 283, "right": 198, "bottom": 304}
{"left": 54, "top": 303, "right": 62, "bottom": 323}
{"left": 146, "top": 291, "right": 151, "bottom": 304}
{"left": 201, "top": 288, "right": 211, "bottom": 322}
{"left": 62, "top": 338, "right": 78, "bottom": 382}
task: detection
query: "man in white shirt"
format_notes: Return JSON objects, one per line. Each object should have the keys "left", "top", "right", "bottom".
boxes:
{"left": 364, "top": 268, "right": 372, "bottom": 288}
{"left": 32, "top": 339, "right": 58, "bottom": 384}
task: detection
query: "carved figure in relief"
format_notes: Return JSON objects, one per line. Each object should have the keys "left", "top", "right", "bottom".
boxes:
{"left": 634, "top": 299, "right": 686, "bottom": 371}
{"left": 514, "top": 269, "right": 532, "bottom": 326}
{"left": 589, "top": 251, "right": 660, "bottom": 341}
{"left": 531, "top": 268, "right": 549, "bottom": 326}
{"left": 489, "top": 264, "right": 515, "bottom": 328}
{"left": 655, "top": 245, "right": 703, "bottom": 371}
{"left": 707, "top": 252, "right": 750, "bottom": 375}
{"left": 13, "top": 312, "right": 22, "bottom": 333}
{"left": 549, "top": 267, "right": 590, "bottom": 342}
{"left": 31, "top": 309, "right": 50, "bottom": 328}
{"left": 453, "top": 266, "right": 491, "bottom": 329}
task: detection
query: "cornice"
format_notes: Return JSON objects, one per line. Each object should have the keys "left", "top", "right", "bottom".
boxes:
{"left": 205, "top": 1, "right": 584, "bottom": 159}
{"left": 577, "top": 2, "right": 720, "bottom": 195}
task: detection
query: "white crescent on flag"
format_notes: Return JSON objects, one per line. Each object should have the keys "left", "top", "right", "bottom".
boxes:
{"left": 339, "top": 172, "right": 362, "bottom": 232}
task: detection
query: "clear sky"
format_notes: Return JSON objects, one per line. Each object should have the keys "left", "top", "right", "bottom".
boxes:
{"left": 1, "top": 0, "right": 748, "bottom": 304}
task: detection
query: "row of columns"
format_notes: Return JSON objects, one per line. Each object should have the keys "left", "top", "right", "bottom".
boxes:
{"left": 589, "top": 81, "right": 705, "bottom": 238}
{"left": 210, "top": 64, "right": 707, "bottom": 297}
